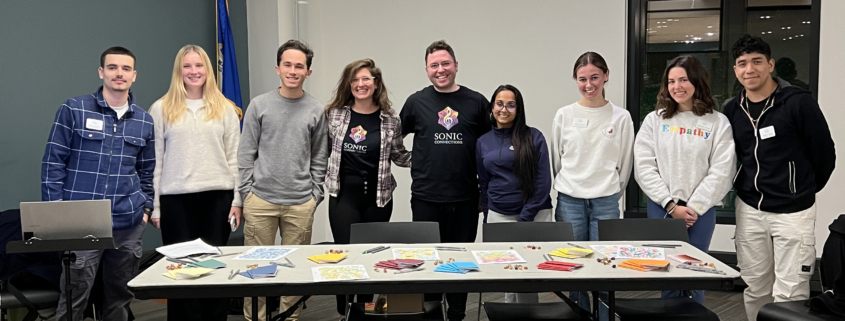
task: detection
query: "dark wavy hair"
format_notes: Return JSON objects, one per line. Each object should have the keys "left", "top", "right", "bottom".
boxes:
{"left": 325, "top": 59, "right": 392, "bottom": 115}
{"left": 731, "top": 34, "right": 772, "bottom": 61}
{"left": 656, "top": 55, "right": 715, "bottom": 119}
{"left": 488, "top": 85, "right": 537, "bottom": 203}
{"left": 277, "top": 39, "right": 314, "bottom": 69}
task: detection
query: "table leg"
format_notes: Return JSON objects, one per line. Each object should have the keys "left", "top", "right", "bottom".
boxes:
{"left": 608, "top": 291, "right": 616, "bottom": 321}
{"left": 63, "top": 252, "right": 76, "bottom": 321}
{"left": 252, "top": 296, "right": 259, "bottom": 321}
{"left": 591, "top": 291, "right": 599, "bottom": 320}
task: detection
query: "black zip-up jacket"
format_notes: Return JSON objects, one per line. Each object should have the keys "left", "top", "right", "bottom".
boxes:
{"left": 723, "top": 77, "right": 835, "bottom": 213}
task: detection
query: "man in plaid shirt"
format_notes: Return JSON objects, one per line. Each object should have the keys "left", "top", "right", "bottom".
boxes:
{"left": 41, "top": 47, "right": 155, "bottom": 321}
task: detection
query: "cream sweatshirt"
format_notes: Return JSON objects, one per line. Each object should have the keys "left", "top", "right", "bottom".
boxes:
{"left": 149, "top": 99, "right": 241, "bottom": 218}
{"left": 552, "top": 101, "right": 635, "bottom": 199}
{"left": 634, "top": 110, "right": 736, "bottom": 215}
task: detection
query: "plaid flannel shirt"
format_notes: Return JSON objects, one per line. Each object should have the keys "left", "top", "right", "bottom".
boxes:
{"left": 325, "top": 106, "right": 411, "bottom": 207}
{"left": 41, "top": 87, "right": 155, "bottom": 230}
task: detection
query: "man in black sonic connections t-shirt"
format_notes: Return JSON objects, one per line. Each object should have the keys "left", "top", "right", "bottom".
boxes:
{"left": 399, "top": 40, "right": 489, "bottom": 321}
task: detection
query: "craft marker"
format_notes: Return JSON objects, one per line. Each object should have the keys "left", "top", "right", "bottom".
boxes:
{"left": 228, "top": 269, "right": 240, "bottom": 280}
{"left": 167, "top": 257, "right": 192, "bottom": 265}
{"left": 363, "top": 246, "right": 387, "bottom": 254}
{"left": 212, "top": 252, "right": 243, "bottom": 258}
{"left": 641, "top": 244, "right": 681, "bottom": 248}
{"left": 284, "top": 257, "right": 296, "bottom": 268}
{"left": 435, "top": 247, "right": 467, "bottom": 251}
{"left": 675, "top": 264, "right": 726, "bottom": 275}
{"left": 566, "top": 243, "right": 586, "bottom": 249}
{"left": 369, "top": 246, "right": 391, "bottom": 254}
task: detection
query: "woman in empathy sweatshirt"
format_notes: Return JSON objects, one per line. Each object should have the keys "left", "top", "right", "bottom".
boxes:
{"left": 149, "top": 45, "right": 242, "bottom": 321}
{"left": 551, "top": 51, "right": 635, "bottom": 316}
{"left": 634, "top": 55, "right": 736, "bottom": 305}
{"left": 476, "top": 84, "right": 553, "bottom": 303}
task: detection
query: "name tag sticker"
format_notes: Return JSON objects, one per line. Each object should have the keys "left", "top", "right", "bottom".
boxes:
{"left": 696, "top": 120, "right": 713, "bottom": 131}
{"left": 85, "top": 118, "right": 104, "bottom": 131}
{"left": 572, "top": 118, "right": 589, "bottom": 128}
{"left": 759, "top": 126, "right": 776, "bottom": 140}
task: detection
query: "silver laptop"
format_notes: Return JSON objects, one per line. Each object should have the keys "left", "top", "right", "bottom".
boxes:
{"left": 20, "top": 200, "right": 113, "bottom": 241}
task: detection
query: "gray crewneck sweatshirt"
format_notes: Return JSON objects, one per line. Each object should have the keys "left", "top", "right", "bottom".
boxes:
{"left": 238, "top": 89, "right": 328, "bottom": 205}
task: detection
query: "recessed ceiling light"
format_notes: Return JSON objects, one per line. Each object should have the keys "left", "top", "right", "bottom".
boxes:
{"left": 760, "top": 16, "right": 765, "bottom": 19}
{"left": 768, "top": 31, "right": 772, "bottom": 34}
{"left": 800, "top": 34, "right": 804, "bottom": 37}
{"left": 707, "top": 33, "right": 714, "bottom": 36}
{"left": 667, "top": 19, "right": 672, "bottom": 21}
{"left": 781, "top": 27, "right": 786, "bottom": 30}
{"left": 783, "top": 38, "right": 787, "bottom": 40}
{"left": 787, "top": 26, "right": 791, "bottom": 29}
{"left": 707, "top": 26, "right": 713, "bottom": 28}
{"left": 766, "top": 16, "right": 771, "bottom": 19}
{"left": 761, "top": 32, "right": 766, "bottom": 34}
{"left": 674, "top": 19, "right": 679, "bottom": 21}
{"left": 789, "top": 37, "right": 793, "bottom": 39}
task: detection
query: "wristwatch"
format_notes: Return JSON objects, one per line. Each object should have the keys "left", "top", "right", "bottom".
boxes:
{"left": 143, "top": 208, "right": 153, "bottom": 216}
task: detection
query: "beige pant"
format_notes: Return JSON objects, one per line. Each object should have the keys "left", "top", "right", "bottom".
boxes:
{"left": 735, "top": 198, "right": 816, "bottom": 321}
{"left": 242, "top": 192, "right": 317, "bottom": 321}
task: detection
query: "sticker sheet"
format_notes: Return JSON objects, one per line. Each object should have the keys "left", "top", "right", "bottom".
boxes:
{"left": 471, "top": 250, "right": 526, "bottom": 264}
{"left": 232, "top": 247, "right": 298, "bottom": 261}
{"left": 311, "top": 265, "right": 370, "bottom": 282}
{"left": 392, "top": 248, "right": 440, "bottom": 261}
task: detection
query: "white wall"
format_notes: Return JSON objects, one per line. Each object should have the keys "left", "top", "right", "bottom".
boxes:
{"left": 813, "top": 0, "right": 844, "bottom": 254}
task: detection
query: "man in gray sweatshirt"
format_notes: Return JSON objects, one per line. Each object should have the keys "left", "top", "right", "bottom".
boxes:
{"left": 238, "top": 39, "right": 328, "bottom": 321}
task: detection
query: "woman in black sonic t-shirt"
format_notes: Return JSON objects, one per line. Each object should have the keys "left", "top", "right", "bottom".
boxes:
{"left": 324, "top": 59, "right": 411, "bottom": 319}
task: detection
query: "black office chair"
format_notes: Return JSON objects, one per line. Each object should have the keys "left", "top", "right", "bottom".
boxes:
{"left": 479, "top": 222, "right": 591, "bottom": 321}
{"left": 597, "top": 218, "right": 720, "bottom": 321}
{"left": 346, "top": 222, "right": 446, "bottom": 321}
{"left": 0, "top": 277, "right": 59, "bottom": 321}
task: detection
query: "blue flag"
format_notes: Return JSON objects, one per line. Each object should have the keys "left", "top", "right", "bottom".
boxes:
{"left": 217, "top": 0, "right": 243, "bottom": 127}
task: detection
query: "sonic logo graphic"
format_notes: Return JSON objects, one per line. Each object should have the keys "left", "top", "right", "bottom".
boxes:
{"left": 349, "top": 125, "right": 367, "bottom": 143}
{"left": 438, "top": 107, "right": 459, "bottom": 130}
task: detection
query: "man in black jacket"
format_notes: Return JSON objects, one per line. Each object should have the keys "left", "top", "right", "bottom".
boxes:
{"left": 723, "top": 34, "right": 836, "bottom": 321}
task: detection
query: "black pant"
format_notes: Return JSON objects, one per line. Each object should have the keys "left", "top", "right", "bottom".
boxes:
{"left": 160, "top": 189, "right": 233, "bottom": 321}
{"left": 329, "top": 173, "right": 392, "bottom": 315}
{"left": 411, "top": 197, "right": 479, "bottom": 321}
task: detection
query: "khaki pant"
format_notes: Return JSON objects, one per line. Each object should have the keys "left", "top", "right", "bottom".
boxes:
{"left": 735, "top": 198, "right": 816, "bottom": 321}
{"left": 242, "top": 192, "right": 317, "bottom": 321}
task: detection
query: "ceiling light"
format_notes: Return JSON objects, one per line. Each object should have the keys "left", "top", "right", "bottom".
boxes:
{"left": 781, "top": 27, "right": 786, "bottom": 29}
{"left": 707, "top": 33, "right": 714, "bottom": 36}
{"left": 800, "top": 34, "right": 804, "bottom": 37}
{"left": 789, "top": 37, "right": 793, "bottom": 39}
{"left": 783, "top": 38, "right": 787, "bottom": 40}
{"left": 760, "top": 16, "right": 765, "bottom": 19}
{"left": 761, "top": 32, "right": 766, "bottom": 34}
{"left": 766, "top": 16, "right": 771, "bottom": 19}
{"left": 787, "top": 26, "right": 791, "bottom": 29}
{"left": 768, "top": 31, "right": 772, "bottom": 34}
{"left": 674, "top": 19, "right": 679, "bottom": 21}
{"left": 667, "top": 19, "right": 672, "bottom": 21}
{"left": 707, "top": 26, "right": 713, "bottom": 28}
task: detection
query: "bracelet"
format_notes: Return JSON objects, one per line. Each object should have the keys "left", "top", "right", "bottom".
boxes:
{"left": 665, "top": 204, "right": 677, "bottom": 216}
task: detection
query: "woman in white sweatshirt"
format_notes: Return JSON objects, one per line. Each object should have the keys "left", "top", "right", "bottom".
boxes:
{"left": 634, "top": 55, "right": 736, "bottom": 305}
{"left": 552, "top": 52, "right": 635, "bottom": 314}
{"left": 148, "top": 45, "right": 242, "bottom": 321}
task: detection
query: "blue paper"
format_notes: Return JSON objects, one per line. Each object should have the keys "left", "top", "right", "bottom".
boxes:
{"left": 239, "top": 264, "right": 278, "bottom": 279}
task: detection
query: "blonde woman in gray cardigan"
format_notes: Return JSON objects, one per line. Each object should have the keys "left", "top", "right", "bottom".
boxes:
{"left": 148, "top": 45, "right": 242, "bottom": 321}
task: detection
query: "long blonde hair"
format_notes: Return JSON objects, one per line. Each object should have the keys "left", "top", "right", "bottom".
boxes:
{"left": 158, "top": 45, "right": 234, "bottom": 124}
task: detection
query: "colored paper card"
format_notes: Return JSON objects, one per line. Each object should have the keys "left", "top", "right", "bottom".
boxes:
{"left": 239, "top": 263, "right": 279, "bottom": 279}
{"left": 668, "top": 254, "right": 701, "bottom": 264}
{"left": 187, "top": 259, "right": 226, "bottom": 269}
{"left": 619, "top": 259, "right": 670, "bottom": 272}
{"left": 537, "top": 261, "right": 583, "bottom": 272}
{"left": 589, "top": 245, "right": 625, "bottom": 258}
{"left": 452, "top": 262, "right": 479, "bottom": 271}
{"left": 471, "top": 250, "right": 526, "bottom": 264}
{"left": 232, "top": 247, "right": 298, "bottom": 261}
{"left": 162, "top": 267, "right": 215, "bottom": 280}
{"left": 392, "top": 248, "right": 440, "bottom": 261}
{"left": 434, "top": 263, "right": 466, "bottom": 274}
{"left": 616, "top": 246, "right": 665, "bottom": 260}
{"left": 312, "top": 265, "right": 370, "bottom": 282}
{"left": 307, "top": 253, "right": 348, "bottom": 264}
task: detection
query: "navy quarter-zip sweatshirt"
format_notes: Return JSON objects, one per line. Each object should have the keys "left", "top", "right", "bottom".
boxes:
{"left": 477, "top": 126, "right": 553, "bottom": 221}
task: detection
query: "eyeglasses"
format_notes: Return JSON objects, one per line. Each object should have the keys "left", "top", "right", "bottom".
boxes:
{"left": 352, "top": 77, "right": 375, "bottom": 84}
{"left": 428, "top": 61, "right": 454, "bottom": 70}
{"left": 494, "top": 101, "right": 517, "bottom": 112}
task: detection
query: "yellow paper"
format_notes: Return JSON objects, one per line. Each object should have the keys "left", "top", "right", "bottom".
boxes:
{"left": 307, "top": 253, "right": 348, "bottom": 264}
{"left": 549, "top": 248, "right": 593, "bottom": 259}
{"left": 161, "top": 267, "right": 215, "bottom": 280}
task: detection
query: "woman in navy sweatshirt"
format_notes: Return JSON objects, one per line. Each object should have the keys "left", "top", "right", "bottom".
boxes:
{"left": 476, "top": 84, "right": 553, "bottom": 301}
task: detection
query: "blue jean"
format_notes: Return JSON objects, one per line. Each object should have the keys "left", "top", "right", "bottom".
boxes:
{"left": 555, "top": 193, "right": 620, "bottom": 320}
{"left": 646, "top": 199, "right": 716, "bottom": 305}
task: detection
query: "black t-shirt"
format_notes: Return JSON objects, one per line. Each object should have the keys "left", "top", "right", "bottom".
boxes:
{"left": 747, "top": 98, "right": 767, "bottom": 120}
{"left": 341, "top": 109, "right": 381, "bottom": 175}
{"left": 399, "top": 85, "right": 490, "bottom": 202}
